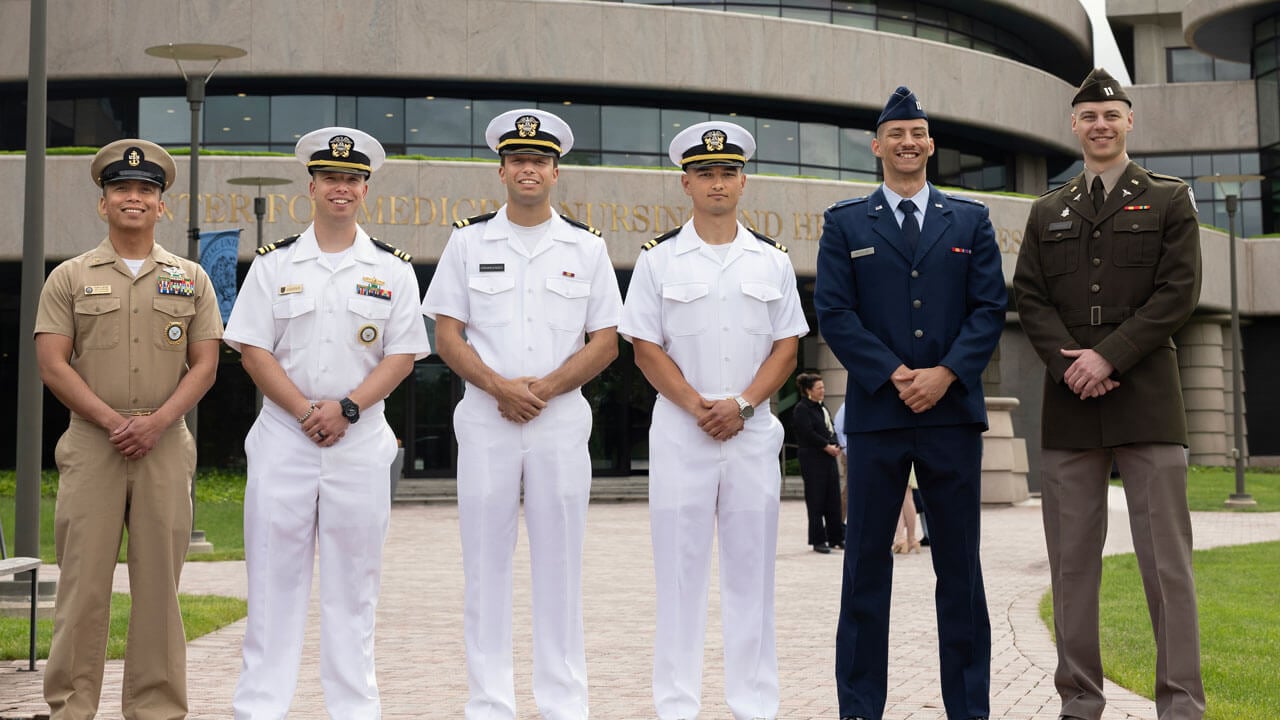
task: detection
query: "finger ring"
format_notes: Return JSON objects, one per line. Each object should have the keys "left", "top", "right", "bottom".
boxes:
{"left": 317, "top": 431, "right": 326, "bottom": 440}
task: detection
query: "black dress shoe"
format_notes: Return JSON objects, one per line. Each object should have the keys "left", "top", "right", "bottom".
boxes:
{"left": 840, "top": 716, "right": 868, "bottom": 720}
{"left": 813, "top": 543, "right": 832, "bottom": 554}
{"left": 830, "top": 541, "right": 845, "bottom": 550}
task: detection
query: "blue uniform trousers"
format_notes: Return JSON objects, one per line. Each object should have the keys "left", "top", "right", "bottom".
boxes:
{"left": 836, "top": 425, "right": 990, "bottom": 720}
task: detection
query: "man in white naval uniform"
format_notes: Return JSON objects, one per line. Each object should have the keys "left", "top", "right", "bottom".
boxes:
{"left": 421, "top": 108, "right": 622, "bottom": 720}
{"left": 619, "top": 121, "right": 808, "bottom": 720}
{"left": 224, "top": 127, "right": 431, "bottom": 720}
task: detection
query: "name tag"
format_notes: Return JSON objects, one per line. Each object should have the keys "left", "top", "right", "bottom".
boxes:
{"left": 849, "top": 247, "right": 875, "bottom": 259}
{"left": 1047, "top": 221, "right": 1073, "bottom": 232}
{"left": 84, "top": 284, "right": 111, "bottom": 295}
{"left": 479, "top": 263, "right": 505, "bottom": 272}
{"left": 278, "top": 284, "right": 304, "bottom": 295}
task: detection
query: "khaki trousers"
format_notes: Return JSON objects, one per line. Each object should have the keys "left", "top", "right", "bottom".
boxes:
{"left": 1041, "top": 444, "right": 1204, "bottom": 720}
{"left": 45, "top": 416, "right": 194, "bottom": 720}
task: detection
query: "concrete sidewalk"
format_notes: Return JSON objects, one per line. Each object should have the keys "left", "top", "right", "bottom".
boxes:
{"left": 3, "top": 490, "right": 1278, "bottom": 719}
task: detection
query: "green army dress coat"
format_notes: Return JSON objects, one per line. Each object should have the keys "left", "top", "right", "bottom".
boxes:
{"left": 1013, "top": 160, "right": 1202, "bottom": 449}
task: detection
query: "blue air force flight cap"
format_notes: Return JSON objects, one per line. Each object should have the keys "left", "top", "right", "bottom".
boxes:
{"left": 876, "top": 86, "right": 928, "bottom": 127}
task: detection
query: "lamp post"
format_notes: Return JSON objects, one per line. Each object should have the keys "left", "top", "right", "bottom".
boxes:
{"left": 146, "top": 42, "right": 246, "bottom": 552}
{"left": 226, "top": 176, "right": 292, "bottom": 249}
{"left": 1197, "top": 174, "right": 1263, "bottom": 508}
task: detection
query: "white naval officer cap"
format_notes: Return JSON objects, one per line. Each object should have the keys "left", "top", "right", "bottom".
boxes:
{"left": 294, "top": 126, "right": 386, "bottom": 178}
{"left": 484, "top": 108, "right": 574, "bottom": 158}
{"left": 668, "top": 121, "right": 755, "bottom": 170}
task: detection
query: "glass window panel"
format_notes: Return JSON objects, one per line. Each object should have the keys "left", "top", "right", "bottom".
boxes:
{"left": 1252, "top": 39, "right": 1277, "bottom": 75}
{"left": 602, "top": 105, "right": 660, "bottom": 153}
{"left": 916, "top": 4, "right": 946, "bottom": 26}
{"left": 406, "top": 145, "right": 472, "bottom": 159}
{"left": 839, "top": 128, "right": 877, "bottom": 174}
{"left": 918, "top": 25, "right": 946, "bottom": 43}
{"left": 204, "top": 95, "right": 269, "bottom": 148}
{"left": 601, "top": 152, "right": 662, "bottom": 167}
{"left": 801, "top": 166, "right": 840, "bottom": 180}
{"left": 725, "top": 4, "right": 779, "bottom": 17}
{"left": 840, "top": 168, "right": 879, "bottom": 183}
{"left": 799, "top": 122, "right": 839, "bottom": 168}
{"left": 139, "top": 96, "right": 191, "bottom": 145}
{"left": 1241, "top": 199, "right": 1263, "bottom": 237}
{"left": 781, "top": 8, "right": 830, "bottom": 23}
{"left": 755, "top": 161, "right": 799, "bottom": 176}
{"left": 832, "top": 11, "right": 875, "bottom": 29}
{"left": 1258, "top": 74, "right": 1279, "bottom": 147}
{"left": 1168, "top": 48, "right": 1213, "bottom": 83}
{"left": 271, "top": 96, "right": 336, "bottom": 146}
{"left": 946, "top": 32, "right": 973, "bottom": 49}
{"left": 1212, "top": 152, "right": 1241, "bottom": 177}
{"left": 336, "top": 96, "right": 357, "bottom": 127}
{"left": 947, "top": 12, "right": 971, "bottom": 35}
{"left": 1145, "top": 155, "right": 1192, "bottom": 178}
{"left": 661, "top": 109, "right": 711, "bottom": 156}
{"left": 1255, "top": 16, "right": 1276, "bottom": 44}
{"left": 1190, "top": 153, "right": 1213, "bottom": 178}
{"left": 878, "top": 17, "right": 913, "bottom": 36}
{"left": 1214, "top": 58, "right": 1252, "bottom": 81}
{"left": 544, "top": 102, "right": 601, "bottom": 154}
{"left": 356, "top": 97, "right": 405, "bottom": 146}
{"left": 406, "top": 97, "right": 470, "bottom": 148}
{"left": 1241, "top": 152, "right": 1261, "bottom": 175}
{"left": 756, "top": 118, "right": 799, "bottom": 164}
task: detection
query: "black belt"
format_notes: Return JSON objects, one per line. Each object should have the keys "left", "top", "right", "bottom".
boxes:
{"left": 1061, "top": 305, "right": 1133, "bottom": 328}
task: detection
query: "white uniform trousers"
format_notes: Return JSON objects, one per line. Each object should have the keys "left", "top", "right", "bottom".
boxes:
{"left": 649, "top": 396, "right": 782, "bottom": 720}
{"left": 233, "top": 403, "right": 395, "bottom": 720}
{"left": 454, "top": 389, "right": 593, "bottom": 720}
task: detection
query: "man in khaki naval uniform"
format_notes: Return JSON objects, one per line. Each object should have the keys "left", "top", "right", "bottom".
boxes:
{"left": 35, "top": 139, "right": 223, "bottom": 719}
{"left": 1013, "top": 69, "right": 1204, "bottom": 720}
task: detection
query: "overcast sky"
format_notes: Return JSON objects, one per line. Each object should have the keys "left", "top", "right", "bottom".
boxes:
{"left": 1080, "top": 0, "right": 1133, "bottom": 83}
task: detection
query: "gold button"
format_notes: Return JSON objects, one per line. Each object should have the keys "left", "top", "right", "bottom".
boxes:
{"left": 911, "top": 270, "right": 920, "bottom": 278}
{"left": 1093, "top": 231, "right": 1101, "bottom": 238}
{"left": 1090, "top": 284, "right": 1100, "bottom": 293}
{"left": 914, "top": 329, "right": 924, "bottom": 338}
{"left": 912, "top": 300, "right": 922, "bottom": 309}
{"left": 1132, "top": 223, "right": 1140, "bottom": 230}
{"left": 1092, "top": 258, "right": 1101, "bottom": 266}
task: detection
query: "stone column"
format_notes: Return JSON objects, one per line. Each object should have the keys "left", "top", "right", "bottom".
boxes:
{"left": 1175, "top": 318, "right": 1229, "bottom": 465}
{"left": 982, "top": 397, "right": 1029, "bottom": 504}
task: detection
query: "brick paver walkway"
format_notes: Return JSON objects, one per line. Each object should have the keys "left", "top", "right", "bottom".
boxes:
{"left": 4, "top": 489, "right": 1278, "bottom": 719}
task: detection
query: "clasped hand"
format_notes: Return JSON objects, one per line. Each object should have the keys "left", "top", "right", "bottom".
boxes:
{"left": 495, "top": 376, "right": 548, "bottom": 424}
{"left": 1060, "top": 348, "right": 1119, "bottom": 399}
{"left": 891, "top": 364, "right": 955, "bottom": 414}
{"left": 696, "top": 397, "right": 744, "bottom": 442}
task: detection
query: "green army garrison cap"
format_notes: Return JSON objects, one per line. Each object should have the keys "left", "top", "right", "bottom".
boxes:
{"left": 1072, "top": 68, "right": 1131, "bottom": 106}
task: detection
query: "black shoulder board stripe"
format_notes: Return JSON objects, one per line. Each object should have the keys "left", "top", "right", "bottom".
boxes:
{"left": 642, "top": 227, "right": 681, "bottom": 251}
{"left": 560, "top": 214, "right": 602, "bottom": 237}
{"left": 827, "top": 196, "right": 867, "bottom": 211}
{"left": 454, "top": 211, "right": 497, "bottom": 229}
{"left": 256, "top": 235, "right": 300, "bottom": 255}
{"left": 371, "top": 237, "right": 413, "bottom": 262}
{"left": 748, "top": 228, "right": 787, "bottom": 253}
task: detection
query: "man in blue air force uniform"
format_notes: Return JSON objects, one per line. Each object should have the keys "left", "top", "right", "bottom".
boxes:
{"left": 815, "top": 87, "right": 1006, "bottom": 720}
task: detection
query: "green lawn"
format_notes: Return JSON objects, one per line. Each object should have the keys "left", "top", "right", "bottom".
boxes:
{"left": 1040, "top": 541, "right": 1280, "bottom": 720}
{"left": 1183, "top": 466, "right": 1280, "bottom": 511}
{"left": 1, "top": 469, "right": 246, "bottom": 562}
{"left": 0, "top": 592, "right": 247, "bottom": 662}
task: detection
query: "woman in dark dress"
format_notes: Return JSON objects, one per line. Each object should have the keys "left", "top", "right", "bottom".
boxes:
{"left": 792, "top": 373, "right": 845, "bottom": 553}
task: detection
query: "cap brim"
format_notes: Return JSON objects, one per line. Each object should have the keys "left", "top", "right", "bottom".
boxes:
{"left": 308, "top": 165, "right": 370, "bottom": 176}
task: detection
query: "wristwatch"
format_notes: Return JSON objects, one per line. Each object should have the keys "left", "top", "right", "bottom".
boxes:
{"left": 733, "top": 396, "right": 754, "bottom": 420}
{"left": 339, "top": 397, "right": 360, "bottom": 424}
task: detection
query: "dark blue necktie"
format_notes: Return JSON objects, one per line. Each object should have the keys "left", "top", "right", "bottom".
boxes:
{"left": 899, "top": 199, "right": 919, "bottom": 254}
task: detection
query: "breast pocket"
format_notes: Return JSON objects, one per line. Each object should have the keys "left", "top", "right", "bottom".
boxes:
{"left": 348, "top": 297, "right": 392, "bottom": 351}
{"left": 271, "top": 296, "right": 316, "bottom": 350}
{"left": 1041, "top": 223, "right": 1081, "bottom": 277}
{"left": 1113, "top": 212, "right": 1160, "bottom": 267}
{"left": 740, "top": 281, "right": 782, "bottom": 335}
{"left": 73, "top": 297, "right": 122, "bottom": 350}
{"left": 544, "top": 276, "right": 591, "bottom": 332}
{"left": 661, "top": 282, "right": 710, "bottom": 336}
{"left": 467, "top": 275, "right": 516, "bottom": 327}
{"left": 153, "top": 297, "right": 196, "bottom": 352}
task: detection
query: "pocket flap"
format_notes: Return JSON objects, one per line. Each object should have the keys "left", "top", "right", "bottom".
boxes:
{"left": 661, "top": 282, "right": 710, "bottom": 304}
{"left": 740, "top": 281, "right": 782, "bottom": 302}
{"left": 545, "top": 276, "right": 591, "bottom": 299}
{"left": 153, "top": 297, "right": 195, "bottom": 318}
{"left": 1114, "top": 213, "right": 1160, "bottom": 233}
{"left": 75, "top": 297, "right": 121, "bottom": 316}
{"left": 348, "top": 297, "right": 393, "bottom": 319}
{"left": 271, "top": 296, "right": 315, "bottom": 319}
{"left": 468, "top": 275, "right": 516, "bottom": 295}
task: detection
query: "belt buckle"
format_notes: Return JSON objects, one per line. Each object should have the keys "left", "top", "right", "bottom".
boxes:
{"left": 128, "top": 410, "right": 153, "bottom": 416}
{"left": 1090, "top": 305, "right": 1102, "bottom": 326}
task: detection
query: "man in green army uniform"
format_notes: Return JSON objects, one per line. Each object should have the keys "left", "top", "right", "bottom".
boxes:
{"left": 1013, "top": 69, "right": 1205, "bottom": 720}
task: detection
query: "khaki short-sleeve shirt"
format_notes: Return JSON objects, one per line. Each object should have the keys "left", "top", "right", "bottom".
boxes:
{"left": 35, "top": 237, "right": 224, "bottom": 411}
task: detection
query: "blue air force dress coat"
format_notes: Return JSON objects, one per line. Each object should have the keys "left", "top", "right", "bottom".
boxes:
{"left": 815, "top": 183, "right": 1007, "bottom": 432}
{"left": 1013, "top": 161, "right": 1201, "bottom": 449}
